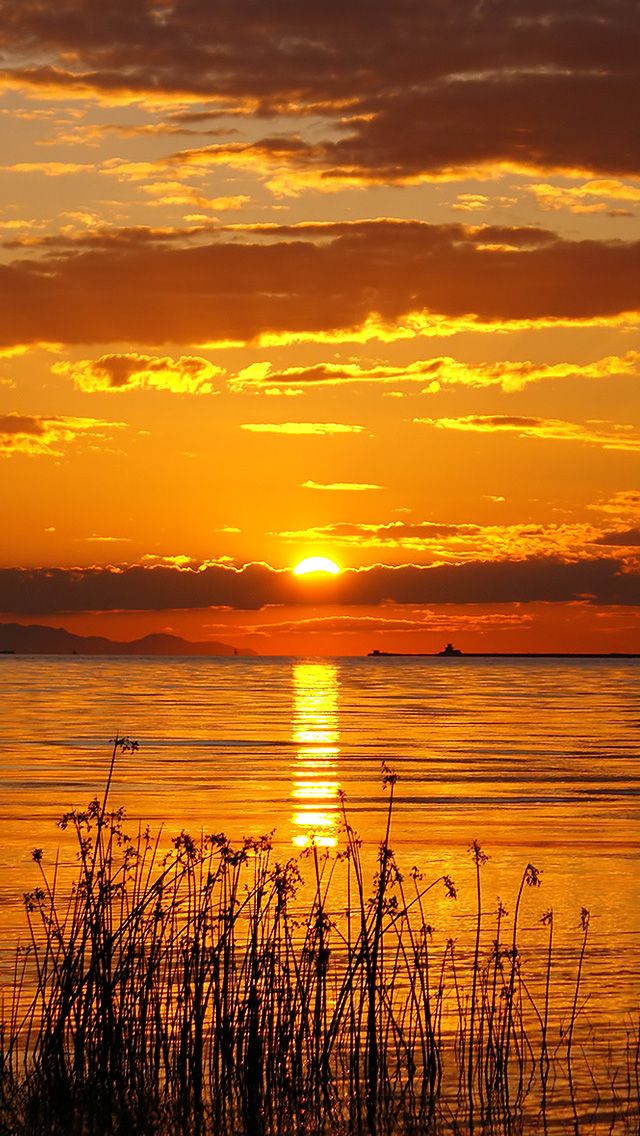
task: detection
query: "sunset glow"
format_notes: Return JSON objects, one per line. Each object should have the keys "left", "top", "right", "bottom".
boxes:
{"left": 0, "top": 1, "right": 638, "bottom": 655}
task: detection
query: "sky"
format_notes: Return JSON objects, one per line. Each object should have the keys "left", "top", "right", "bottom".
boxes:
{"left": 1, "top": 0, "right": 639, "bottom": 655}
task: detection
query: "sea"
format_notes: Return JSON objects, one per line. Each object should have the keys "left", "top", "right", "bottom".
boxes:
{"left": 0, "top": 654, "right": 638, "bottom": 1126}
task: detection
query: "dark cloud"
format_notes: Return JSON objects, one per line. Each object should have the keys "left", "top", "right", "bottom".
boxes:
{"left": 0, "top": 1, "right": 638, "bottom": 178}
{"left": 594, "top": 528, "right": 640, "bottom": 546}
{"left": 475, "top": 416, "right": 541, "bottom": 428}
{"left": 0, "top": 413, "right": 45, "bottom": 436}
{"left": 317, "top": 72, "right": 640, "bottom": 182}
{"left": 2, "top": 225, "right": 203, "bottom": 253}
{"left": 0, "top": 556, "right": 638, "bottom": 614}
{"left": 1, "top": 220, "right": 638, "bottom": 348}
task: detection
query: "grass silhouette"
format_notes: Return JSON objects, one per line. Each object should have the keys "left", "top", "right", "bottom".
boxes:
{"left": 0, "top": 737, "right": 637, "bottom": 1135}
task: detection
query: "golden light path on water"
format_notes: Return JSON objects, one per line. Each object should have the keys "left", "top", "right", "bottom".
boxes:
{"left": 290, "top": 661, "right": 340, "bottom": 848}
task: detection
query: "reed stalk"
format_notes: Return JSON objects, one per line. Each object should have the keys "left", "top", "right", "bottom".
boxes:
{"left": 467, "top": 840, "right": 488, "bottom": 1132}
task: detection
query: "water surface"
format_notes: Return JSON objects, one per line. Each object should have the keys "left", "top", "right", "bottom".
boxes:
{"left": 0, "top": 655, "right": 638, "bottom": 1029}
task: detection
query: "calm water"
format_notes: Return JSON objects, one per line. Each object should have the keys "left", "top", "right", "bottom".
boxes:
{"left": 1, "top": 655, "right": 639, "bottom": 1028}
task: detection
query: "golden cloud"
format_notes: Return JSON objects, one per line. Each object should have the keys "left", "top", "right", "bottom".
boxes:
{"left": 274, "top": 519, "right": 603, "bottom": 563}
{"left": 529, "top": 179, "right": 640, "bottom": 214}
{"left": 589, "top": 490, "right": 640, "bottom": 518}
{"left": 52, "top": 353, "right": 223, "bottom": 394}
{"left": 1, "top": 161, "right": 94, "bottom": 176}
{"left": 231, "top": 352, "right": 640, "bottom": 394}
{"left": 301, "top": 480, "right": 382, "bottom": 491}
{"left": 414, "top": 415, "right": 640, "bottom": 452}
{"left": 240, "top": 422, "right": 365, "bottom": 435}
{"left": 78, "top": 535, "right": 131, "bottom": 544}
{"left": 0, "top": 413, "right": 125, "bottom": 457}
{"left": 142, "top": 184, "right": 251, "bottom": 212}
{"left": 140, "top": 553, "right": 197, "bottom": 567}
{"left": 100, "top": 158, "right": 166, "bottom": 182}
{"left": 245, "top": 611, "right": 534, "bottom": 636}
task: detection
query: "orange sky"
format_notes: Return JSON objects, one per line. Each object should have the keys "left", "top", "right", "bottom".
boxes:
{"left": 1, "top": 1, "right": 639, "bottom": 654}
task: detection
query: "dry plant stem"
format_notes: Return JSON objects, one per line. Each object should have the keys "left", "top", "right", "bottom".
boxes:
{"left": 502, "top": 862, "right": 541, "bottom": 1110}
{"left": 567, "top": 907, "right": 590, "bottom": 1123}
{"left": 484, "top": 899, "right": 506, "bottom": 1104}
{"left": 540, "top": 908, "right": 553, "bottom": 1098}
{"left": 365, "top": 766, "right": 396, "bottom": 1134}
{"left": 468, "top": 841, "right": 487, "bottom": 1133}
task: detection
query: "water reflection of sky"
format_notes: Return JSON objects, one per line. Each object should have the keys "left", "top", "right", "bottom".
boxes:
{"left": 291, "top": 662, "right": 341, "bottom": 848}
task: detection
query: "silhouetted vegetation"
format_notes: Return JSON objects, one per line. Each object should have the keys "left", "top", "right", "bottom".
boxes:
{"left": 0, "top": 739, "right": 637, "bottom": 1134}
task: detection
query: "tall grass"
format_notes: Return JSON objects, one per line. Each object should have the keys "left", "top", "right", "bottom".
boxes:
{"left": 0, "top": 736, "right": 637, "bottom": 1135}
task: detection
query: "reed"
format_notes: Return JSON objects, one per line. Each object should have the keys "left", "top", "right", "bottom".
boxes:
{"left": 0, "top": 737, "right": 637, "bottom": 1135}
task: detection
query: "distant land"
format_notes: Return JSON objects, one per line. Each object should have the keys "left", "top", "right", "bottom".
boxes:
{"left": 369, "top": 647, "right": 640, "bottom": 659}
{"left": 0, "top": 623, "right": 256, "bottom": 657}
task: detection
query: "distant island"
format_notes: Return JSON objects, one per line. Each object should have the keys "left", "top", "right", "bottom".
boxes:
{"left": 0, "top": 623, "right": 256, "bottom": 657}
{"left": 369, "top": 643, "right": 640, "bottom": 659}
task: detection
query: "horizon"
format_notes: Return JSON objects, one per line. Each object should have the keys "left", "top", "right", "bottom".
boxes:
{"left": 2, "top": 617, "right": 640, "bottom": 659}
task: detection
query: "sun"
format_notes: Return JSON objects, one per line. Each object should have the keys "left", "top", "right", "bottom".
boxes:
{"left": 293, "top": 556, "right": 341, "bottom": 576}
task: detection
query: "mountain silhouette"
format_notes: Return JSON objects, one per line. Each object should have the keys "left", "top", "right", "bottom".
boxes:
{"left": 0, "top": 623, "right": 256, "bottom": 657}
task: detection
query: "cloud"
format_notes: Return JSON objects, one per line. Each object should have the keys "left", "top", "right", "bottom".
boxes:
{"left": 246, "top": 612, "right": 534, "bottom": 637}
{"left": 0, "top": 2, "right": 637, "bottom": 181}
{"left": 589, "top": 490, "right": 640, "bottom": 517}
{"left": 452, "top": 193, "right": 517, "bottom": 213}
{"left": 0, "top": 220, "right": 638, "bottom": 349}
{"left": 52, "top": 353, "right": 223, "bottom": 394}
{"left": 278, "top": 520, "right": 480, "bottom": 545}
{"left": 414, "top": 415, "right": 640, "bottom": 451}
{"left": 161, "top": 75, "right": 640, "bottom": 193}
{"left": 40, "top": 117, "right": 242, "bottom": 148}
{"left": 240, "top": 422, "right": 365, "bottom": 435}
{"left": 0, "top": 556, "right": 638, "bottom": 614}
{"left": 528, "top": 179, "right": 640, "bottom": 214}
{"left": 2, "top": 222, "right": 206, "bottom": 253}
{"left": 77, "top": 535, "right": 131, "bottom": 544}
{"left": 233, "top": 352, "right": 640, "bottom": 394}
{"left": 593, "top": 528, "right": 640, "bottom": 546}
{"left": 302, "top": 480, "right": 381, "bottom": 491}
{"left": 0, "top": 413, "right": 125, "bottom": 457}
{"left": 0, "top": 220, "right": 46, "bottom": 236}
{"left": 140, "top": 553, "right": 197, "bottom": 567}
{"left": 100, "top": 159, "right": 250, "bottom": 211}
{"left": 143, "top": 187, "right": 251, "bottom": 213}
{"left": 274, "top": 519, "right": 607, "bottom": 563}
{"left": 0, "top": 161, "right": 94, "bottom": 176}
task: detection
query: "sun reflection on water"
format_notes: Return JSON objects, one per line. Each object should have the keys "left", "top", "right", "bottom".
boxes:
{"left": 291, "top": 662, "right": 341, "bottom": 848}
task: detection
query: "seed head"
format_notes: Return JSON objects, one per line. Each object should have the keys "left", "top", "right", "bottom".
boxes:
{"left": 469, "top": 840, "right": 488, "bottom": 867}
{"left": 524, "top": 863, "right": 542, "bottom": 888}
